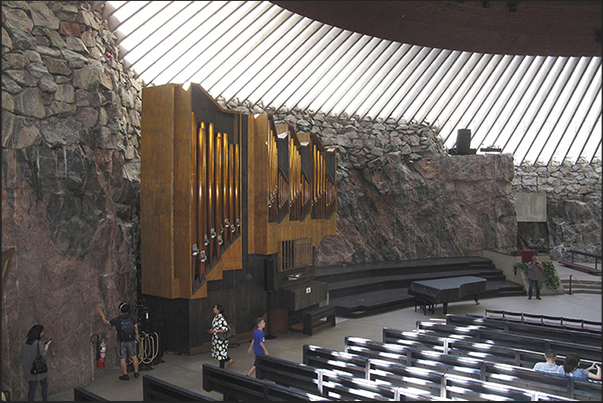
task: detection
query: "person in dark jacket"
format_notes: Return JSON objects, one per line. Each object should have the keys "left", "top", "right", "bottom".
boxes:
{"left": 19, "top": 324, "right": 52, "bottom": 401}
{"left": 527, "top": 255, "right": 544, "bottom": 299}
{"left": 98, "top": 303, "right": 140, "bottom": 380}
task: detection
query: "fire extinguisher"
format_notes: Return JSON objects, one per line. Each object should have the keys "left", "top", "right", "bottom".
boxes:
{"left": 97, "top": 338, "right": 106, "bottom": 368}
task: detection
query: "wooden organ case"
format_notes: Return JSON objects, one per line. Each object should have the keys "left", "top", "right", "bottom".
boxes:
{"left": 140, "top": 83, "right": 336, "bottom": 353}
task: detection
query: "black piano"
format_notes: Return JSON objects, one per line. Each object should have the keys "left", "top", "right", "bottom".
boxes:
{"left": 409, "top": 276, "right": 487, "bottom": 315}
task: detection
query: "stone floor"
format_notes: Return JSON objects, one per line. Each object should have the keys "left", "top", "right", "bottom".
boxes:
{"left": 46, "top": 262, "right": 601, "bottom": 401}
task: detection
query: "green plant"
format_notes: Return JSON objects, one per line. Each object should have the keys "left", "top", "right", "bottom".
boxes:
{"left": 513, "top": 261, "right": 561, "bottom": 291}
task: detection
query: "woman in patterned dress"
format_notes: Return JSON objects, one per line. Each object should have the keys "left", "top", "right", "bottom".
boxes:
{"left": 209, "top": 304, "right": 235, "bottom": 368}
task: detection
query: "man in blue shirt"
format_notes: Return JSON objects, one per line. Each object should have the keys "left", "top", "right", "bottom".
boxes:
{"left": 246, "top": 318, "right": 269, "bottom": 376}
{"left": 533, "top": 349, "right": 563, "bottom": 375}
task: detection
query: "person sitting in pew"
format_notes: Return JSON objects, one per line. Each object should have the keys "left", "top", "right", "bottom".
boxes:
{"left": 561, "top": 352, "right": 601, "bottom": 381}
{"left": 533, "top": 349, "right": 564, "bottom": 375}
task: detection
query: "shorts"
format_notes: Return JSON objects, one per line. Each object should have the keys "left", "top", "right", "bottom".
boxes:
{"left": 116, "top": 340, "right": 137, "bottom": 359}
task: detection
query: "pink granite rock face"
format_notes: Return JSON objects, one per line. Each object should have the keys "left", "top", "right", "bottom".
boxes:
{"left": 315, "top": 154, "right": 518, "bottom": 266}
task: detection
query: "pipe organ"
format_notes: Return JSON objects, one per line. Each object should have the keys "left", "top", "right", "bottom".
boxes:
{"left": 141, "top": 83, "right": 336, "bottom": 332}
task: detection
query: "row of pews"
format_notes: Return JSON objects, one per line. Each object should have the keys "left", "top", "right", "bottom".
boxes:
{"left": 75, "top": 311, "right": 602, "bottom": 401}
{"left": 212, "top": 311, "right": 601, "bottom": 401}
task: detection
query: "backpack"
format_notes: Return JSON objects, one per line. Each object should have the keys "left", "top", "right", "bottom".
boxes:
{"left": 120, "top": 316, "right": 136, "bottom": 342}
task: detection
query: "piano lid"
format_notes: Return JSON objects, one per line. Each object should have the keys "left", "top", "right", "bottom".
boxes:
{"left": 409, "top": 276, "right": 487, "bottom": 303}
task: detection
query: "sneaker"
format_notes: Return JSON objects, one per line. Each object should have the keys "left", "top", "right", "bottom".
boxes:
{"left": 528, "top": 297, "right": 532, "bottom": 300}
{"left": 134, "top": 372, "right": 140, "bottom": 379}
{"left": 536, "top": 296, "right": 541, "bottom": 300}
{"left": 119, "top": 374, "right": 130, "bottom": 381}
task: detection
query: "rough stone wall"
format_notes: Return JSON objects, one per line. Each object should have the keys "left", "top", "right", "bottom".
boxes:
{"left": 2, "top": 1, "right": 141, "bottom": 399}
{"left": 513, "top": 161, "right": 602, "bottom": 260}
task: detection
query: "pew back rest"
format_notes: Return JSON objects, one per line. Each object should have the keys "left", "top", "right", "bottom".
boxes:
{"left": 446, "top": 314, "right": 602, "bottom": 346}
{"left": 416, "top": 321, "right": 602, "bottom": 361}
{"left": 73, "top": 387, "right": 108, "bottom": 401}
{"left": 256, "top": 355, "right": 321, "bottom": 394}
{"left": 202, "top": 364, "right": 328, "bottom": 401}
{"left": 142, "top": 375, "right": 215, "bottom": 401}
{"left": 383, "top": 328, "right": 542, "bottom": 367}
{"left": 485, "top": 362, "right": 603, "bottom": 401}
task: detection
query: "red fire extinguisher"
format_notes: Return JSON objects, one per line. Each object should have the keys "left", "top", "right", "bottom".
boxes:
{"left": 97, "top": 339, "right": 106, "bottom": 368}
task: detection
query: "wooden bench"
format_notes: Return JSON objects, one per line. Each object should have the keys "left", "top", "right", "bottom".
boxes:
{"left": 415, "top": 320, "right": 602, "bottom": 361}
{"left": 482, "top": 309, "right": 602, "bottom": 332}
{"left": 202, "top": 364, "right": 328, "bottom": 401}
{"left": 344, "top": 336, "right": 602, "bottom": 401}
{"left": 445, "top": 313, "right": 602, "bottom": 346}
{"left": 369, "top": 359, "right": 548, "bottom": 401}
{"left": 305, "top": 343, "right": 578, "bottom": 401}
{"left": 142, "top": 374, "right": 215, "bottom": 401}
{"left": 256, "top": 354, "right": 431, "bottom": 401}
{"left": 379, "top": 331, "right": 540, "bottom": 368}
{"left": 302, "top": 305, "right": 336, "bottom": 335}
{"left": 256, "top": 355, "right": 322, "bottom": 394}
{"left": 73, "top": 387, "right": 107, "bottom": 401}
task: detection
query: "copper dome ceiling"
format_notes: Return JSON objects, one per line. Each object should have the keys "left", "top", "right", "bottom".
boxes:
{"left": 271, "top": 1, "right": 602, "bottom": 57}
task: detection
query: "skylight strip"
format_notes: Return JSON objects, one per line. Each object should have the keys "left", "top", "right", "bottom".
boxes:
{"left": 441, "top": 54, "right": 503, "bottom": 144}
{"left": 332, "top": 41, "right": 402, "bottom": 119}
{"left": 169, "top": 2, "right": 269, "bottom": 84}
{"left": 207, "top": 13, "right": 307, "bottom": 96}
{"left": 138, "top": 1, "right": 238, "bottom": 81}
{"left": 517, "top": 57, "right": 578, "bottom": 164}
{"left": 408, "top": 50, "right": 464, "bottom": 125}
{"left": 281, "top": 32, "right": 368, "bottom": 113}
{"left": 533, "top": 58, "right": 593, "bottom": 164}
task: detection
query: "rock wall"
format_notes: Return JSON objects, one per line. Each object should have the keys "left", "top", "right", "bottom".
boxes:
{"left": 2, "top": 1, "right": 141, "bottom": 399}
{"left": 513, "top": 161, "right": 602, "bottom": 260}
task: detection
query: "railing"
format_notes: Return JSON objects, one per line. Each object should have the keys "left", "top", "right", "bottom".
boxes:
{"left": 568, "top": 249, "right": 601, "bottom": 270}
{"left": 484, "top": 309, "right": 602, "bottom": 331}
{"left": 568, "top": 275, "right": 603, "bottom": 296}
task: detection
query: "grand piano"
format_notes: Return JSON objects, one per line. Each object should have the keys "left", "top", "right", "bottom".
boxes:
{"left": 409, "top": 276, "right": 487, "bottom": 315}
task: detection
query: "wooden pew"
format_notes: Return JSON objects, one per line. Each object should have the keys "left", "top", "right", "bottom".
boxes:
{"left": 445, "top": 313, "right": 602, "bottom": 346}
{"left": 142, "top": 374, "right": 216, "bottom": 401}
{"left": 305, "top": 343, "right": 574, "bottom": 401}
{"left": 345, "top": 336, "right": 602, "bottom": 401}
{"left": 256, "top": 354, "right": 432, "bottom": 401}
{"left": 256, "top": 354, "right": 322, "bottom": 394}
{"left": 202, "top": 364, "right": 328, "bottom": 401}
{"left": 482, "top": 310, "right": 602, "bottom": 332}
{"left": 73, "top": 387, "right": 108, "bottom": 401}
{"left": 415, "top": 320, "right": 601, "bottom": 361}
{"left": 302, "top": 305, "right": 336, "bottom": 335}
{"left": 382, "top": 328, "right": 596, "bottom": 368}
{"left": 369, "top": 359, "right": 553, "bottom": 401}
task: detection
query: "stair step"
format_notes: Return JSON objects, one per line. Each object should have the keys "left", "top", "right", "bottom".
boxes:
{"left": 321, "top": 257, "right": 524, "bottom": 318}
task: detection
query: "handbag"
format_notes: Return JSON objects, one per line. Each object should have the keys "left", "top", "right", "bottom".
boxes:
{"left": 31, "top": 342, "right": 48, "bottom": 375}
{"left": 216, "top": 324, "right": 236, "bottom": 341}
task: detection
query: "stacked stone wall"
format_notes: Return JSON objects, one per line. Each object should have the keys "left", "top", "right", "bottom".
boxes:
{"left": 2, "top": 1, "right": 141, "bottom": 399}
{"left": 513, "top": 161, "right": 602, "bottom": 260}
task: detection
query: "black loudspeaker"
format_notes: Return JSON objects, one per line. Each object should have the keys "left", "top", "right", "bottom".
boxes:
{"left": 264, "top": 255, "right": 275, "bottom": 292}
{"left": 456, "top": 129, "right": 471, "bottom": 155}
